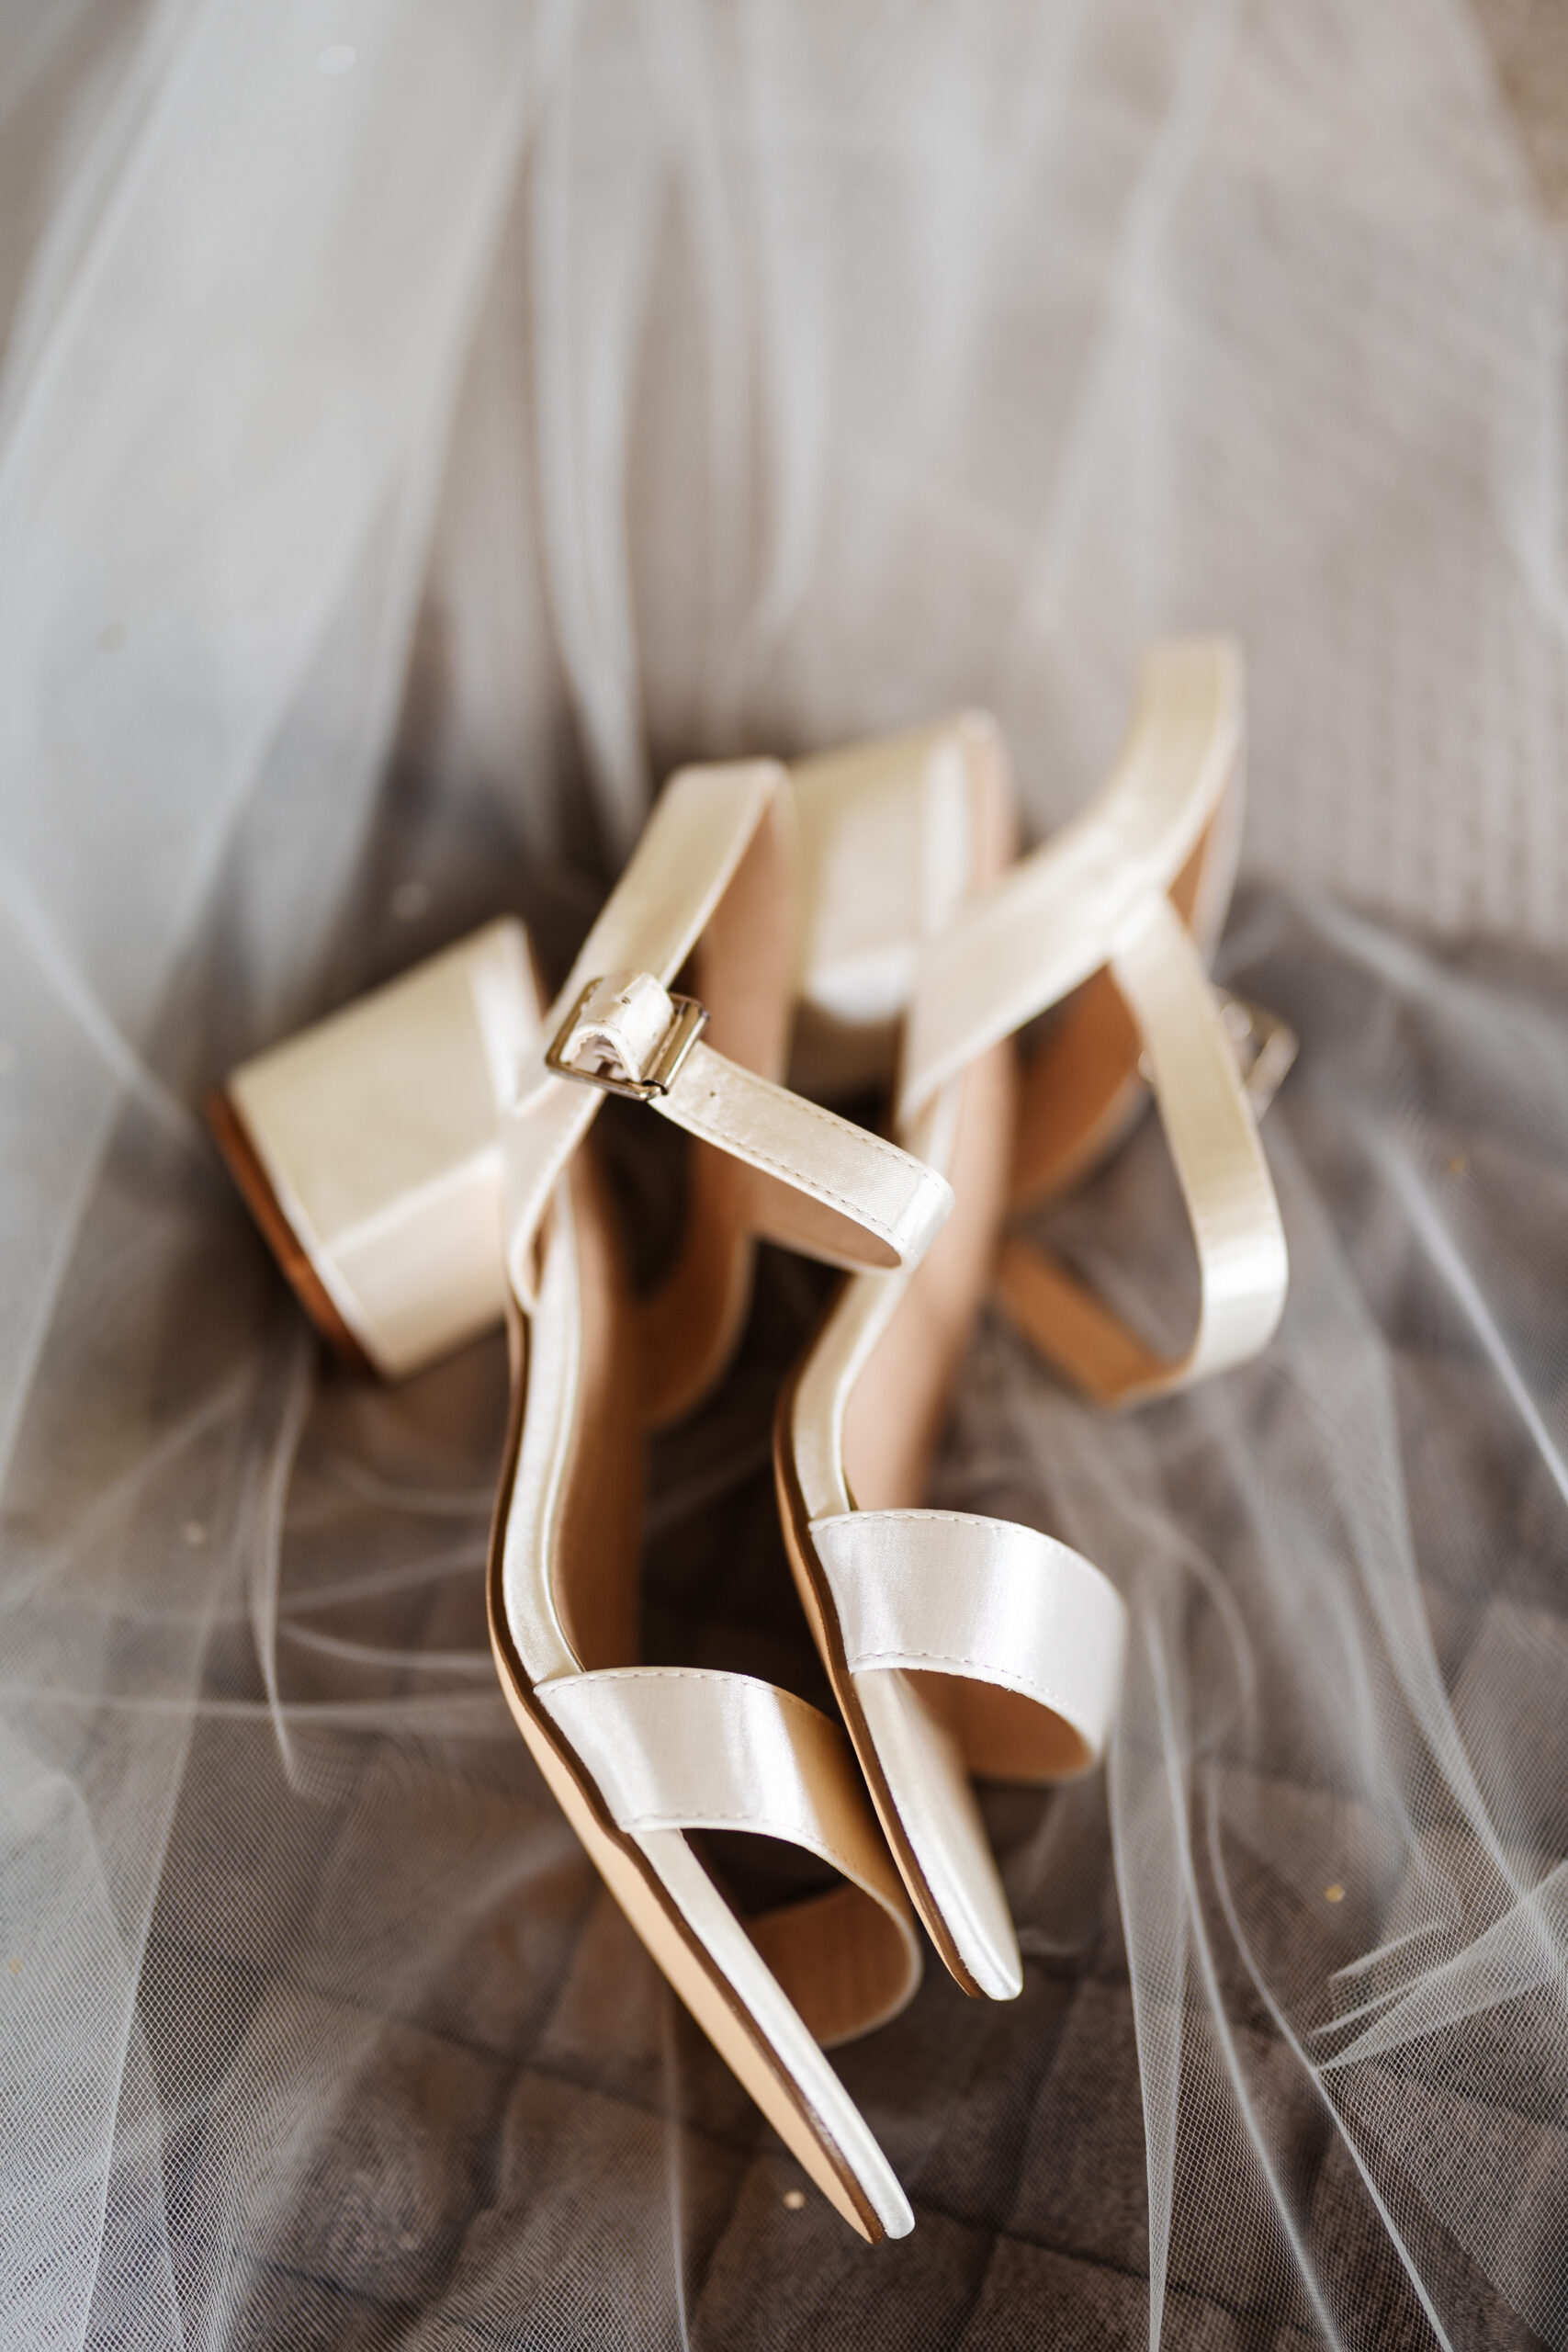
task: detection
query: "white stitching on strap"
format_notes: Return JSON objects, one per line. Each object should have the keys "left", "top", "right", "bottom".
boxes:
{"left": 664, "top": 1057, "right": 941, "bottom": 1255}
{"left": 534, "top": 1665, "right": 897, "bottom": 1872}
{"left": 809, "top": 1507, "right": 1127, "bottom": 1756}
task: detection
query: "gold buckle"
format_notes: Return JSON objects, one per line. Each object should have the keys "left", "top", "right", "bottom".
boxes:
{"left": 544, "top": 972, "right": 709, "bottom": 1102}
{"left": 1216, "top": 991, "right": 1298, "bottom": 1114}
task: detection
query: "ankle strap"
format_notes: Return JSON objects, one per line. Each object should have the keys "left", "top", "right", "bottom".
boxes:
{"left": 996, "top": 891, "right": 1288, "bottom": 1404}
{"left": 898, "top": 638, "right": 1243, "bottom": 1122}
{"left": 492, "top": 762, "right": 953, "bottom": 1306}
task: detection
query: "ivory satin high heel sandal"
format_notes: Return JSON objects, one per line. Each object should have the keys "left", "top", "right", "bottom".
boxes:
{"left": 773, "top": 638, "right": 1290, "bottom": 2002}
{"left": 774, "top": 728, "right": 1129, "bottom": 2006}
{"left": 214, "top": 759, "right": 954, "bottom": 2241}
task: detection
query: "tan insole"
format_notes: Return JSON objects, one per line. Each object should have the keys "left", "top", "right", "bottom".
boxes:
{"left": 834, "top": 722, "right": 1020, "bottom": 1512}
{"left": 547, "top": 1153, "right": 645, "bottom": 1675}
{"left": 841, "top": 1042, "right": 1014, "bottom": 1520}
{"left": 634, "top": 794, "right": 795, "bottom": 1428}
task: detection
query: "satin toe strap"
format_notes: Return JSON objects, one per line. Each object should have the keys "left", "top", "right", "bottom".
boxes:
{"left": 535, "top": 1667, "right": 920, "bottom": 2044}
{"left": 810, "top": 1508, "right": 1127, "bottom": 1782}
{"left": 997, "top": 890, "right": 1288, "bottom": 1407}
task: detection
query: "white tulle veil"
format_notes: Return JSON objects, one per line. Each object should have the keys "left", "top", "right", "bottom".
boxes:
{"left": 2, "top": 5, "right": 1566, "bottom": 2346}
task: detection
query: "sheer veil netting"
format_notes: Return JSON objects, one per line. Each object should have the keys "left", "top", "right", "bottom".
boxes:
{"left": 4, "top": 4, "right": 1567, "bottom": 2347}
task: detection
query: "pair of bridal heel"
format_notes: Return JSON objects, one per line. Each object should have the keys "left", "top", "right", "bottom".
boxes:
{"left": 211, "top": 637, "right": 1291, "bottom": 2241}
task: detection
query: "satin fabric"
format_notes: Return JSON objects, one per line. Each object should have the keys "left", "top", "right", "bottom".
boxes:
{"left": 788, "top": 714, "right": 993, "bottom": 1096}
{"left": 226, "top": 919, "right": 532, "bottom": 1375}
{"left": 907, "top": 638, "right": 1289, "bottom": 1405}
{"left": 998, "top": 889, "right": 1289, "bottom": 1401}
{"left": 538, "top": 1665, "right": 906, "bottom": 1862}
{"left": 900, "top": 640, "right": 1245, "bottom": 1120}
{"left": 810, "top": 1508, "right": 1127, "bottom": 1770}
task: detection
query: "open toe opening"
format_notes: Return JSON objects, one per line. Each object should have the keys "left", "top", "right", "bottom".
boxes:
{"left": 914, "top": 1672, "right": 1096, "bottom": 1785}
{"left": 744, "top": 1873, "right": 920, "bottom": 2048}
